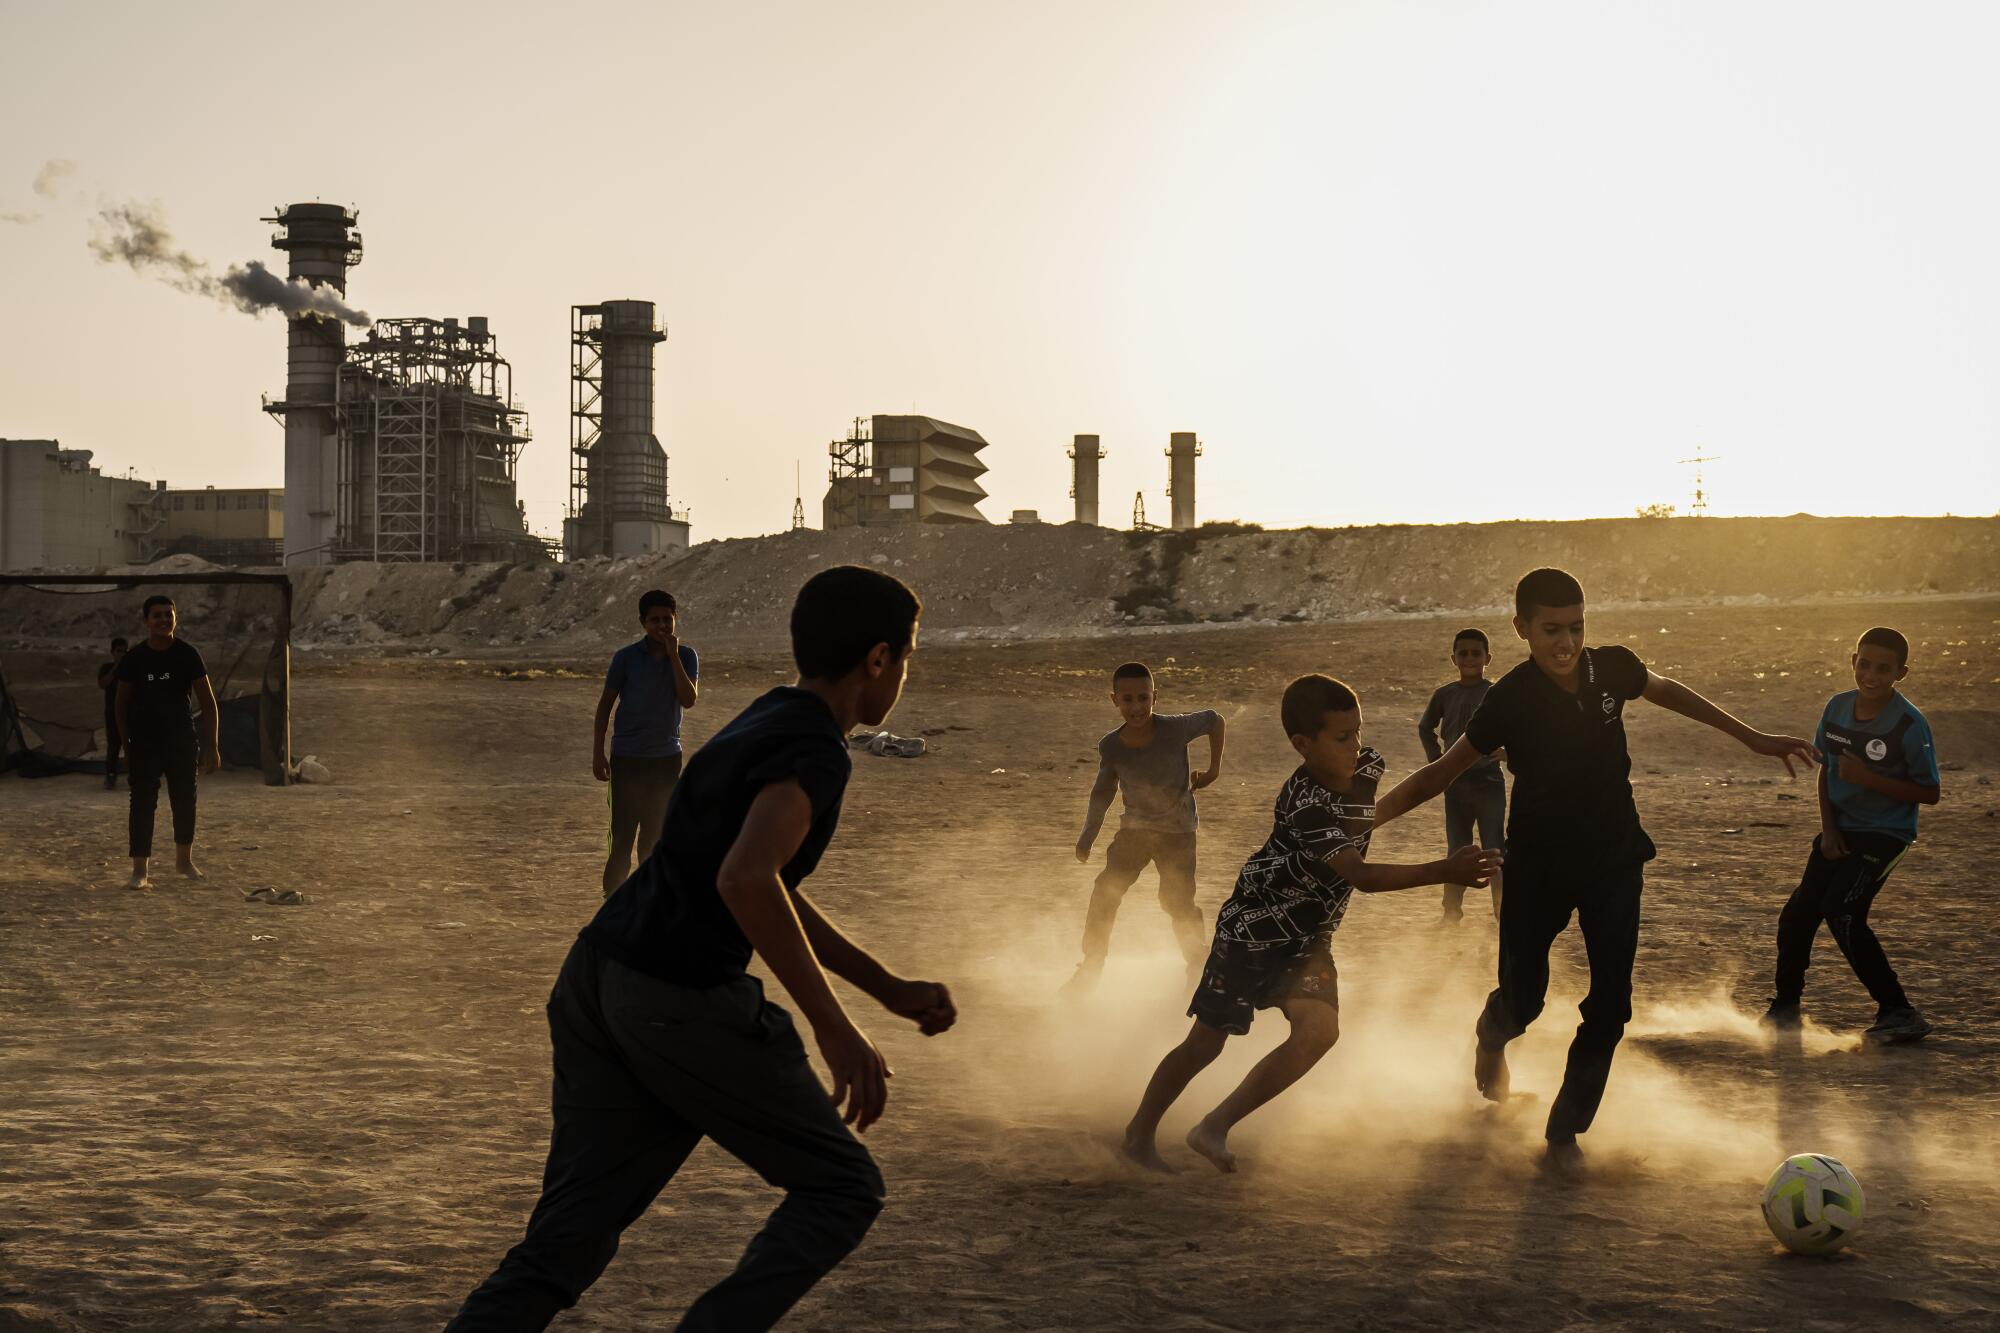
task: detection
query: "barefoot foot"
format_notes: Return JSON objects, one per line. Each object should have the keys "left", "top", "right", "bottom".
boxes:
{"left": 1117, "top": 1135, "right": 1179, "bottom": 1175}
{"left": 1474, "top": 1042, "right": 1510, "bottom": 1104}
{"left": 124, "top": 873, "right": 153, "bottom": 891}
{"left": 1185, "top": 1120, "right": 1237, "bottom": 1174}
{"left": 176, "top": 860, "right": 205, "bottom": 881}
{"left": 1540, "top": 1138, "right": 1585, "bottom": 1177}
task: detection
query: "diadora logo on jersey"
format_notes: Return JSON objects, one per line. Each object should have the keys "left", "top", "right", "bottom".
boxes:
{"left": 1866, "top": 738, "right": 1888, "bottom": 761}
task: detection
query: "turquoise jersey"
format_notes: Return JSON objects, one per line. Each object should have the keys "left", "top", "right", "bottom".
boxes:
{"left": 1816, "top": 691, "right": 1939, "bottom": 842}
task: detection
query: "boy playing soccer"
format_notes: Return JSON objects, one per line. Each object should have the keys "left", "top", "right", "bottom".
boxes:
{"left": 1120, "top": 675, "right": 1501, "bottom": 1174}
{"left": 1385, "top": 568, "right": 1816, "bottom": 1171}
{"left": 1764, "top": 627, "right": 1939, "bottom": 1043}
{"left": 1417, "top": 628, "right": 1506, "bottom": 923}
{"left": 1067, "top": 662, "right": 1226, "bottom": 991}
{"left": 446, "top": 566, "right": 956, "bottom": 1332}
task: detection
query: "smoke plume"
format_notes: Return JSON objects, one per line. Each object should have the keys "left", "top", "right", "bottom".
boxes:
{"left": 1, "top": 158, "right": 78, "bottom": 223}
{"left": 89, "top": 200, "right": 371, "bottom": 327}
{"left": 32, "top": 159, "right": 76, "bottom": 199}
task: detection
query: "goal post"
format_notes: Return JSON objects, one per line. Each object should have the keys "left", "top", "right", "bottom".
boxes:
{"left": 0, "top": 571, "right": 292, "bottom": 786}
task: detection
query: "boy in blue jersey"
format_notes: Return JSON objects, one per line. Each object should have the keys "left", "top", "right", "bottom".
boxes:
{"left": 448, "top": 567, "right": 956, "bottom": 1332}
{"left": 1119, "top": 675, "right": 1500, "bottom": 1175}
{"left": 1764, "top": 627, "right": 1941, "bottom": 1043}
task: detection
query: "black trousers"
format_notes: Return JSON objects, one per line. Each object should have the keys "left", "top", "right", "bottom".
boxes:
{"left": 128, "top": 727, "right": 198, "bottom": 858}
{"left": 445, "top": 942, "right": 884, "bottom": 1333}
{"left": 603, "top": 753, "right": 684, "bottom": 897}
{"left": 1083, "top": 828, "right": 1206, "bottom": 967}
{"left": 1773, "top": 832, "right": 1911, "bottom": 1011}
{"left": 1476, "top": 849, "right": 1645, "bottom": 1141}
{"left": 104, "top": 705, "right": 123, "bottom": 782}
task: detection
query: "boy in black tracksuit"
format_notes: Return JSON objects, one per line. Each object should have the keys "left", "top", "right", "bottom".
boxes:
{"left": 1384, "top": 568, "right": 1817, "bottom": 1171}
{"left": 446, "top": 567, "right": 956, "bottom": 1333}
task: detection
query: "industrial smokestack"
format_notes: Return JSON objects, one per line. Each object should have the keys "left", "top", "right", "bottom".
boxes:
{"left": 88, "top": 201, "right": 370, "bottom": 326}
{"left": 1167, "top": 432, "right": 1200, "bottom": 531}
{"left": 1069, "top": 434, "right": 1104, "bottom": 526}
{"left": 566, "top": 300, "right": 678, "bottom": 559}
{"left": 260, "top": 203, "right": 364, "bottom": 566}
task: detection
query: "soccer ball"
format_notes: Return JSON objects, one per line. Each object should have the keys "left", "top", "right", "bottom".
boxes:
{"left": 1761, "top": 1154, "right": 1866, "bottom": 1255}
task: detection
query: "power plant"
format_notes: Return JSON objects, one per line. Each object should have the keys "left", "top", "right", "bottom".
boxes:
{"left": 824, "top": 415, "right": 990, "bottom": 528}
{"left": 565, "top": 301, "right": 688, "bottom": 561}
{"left": 1068, "top": 434, "right": 1103, "bottom": 526}
{"left": 262, "top": 203, "right": 543, "bottom": 564}
{"left": 1167, "top": 431, "right": 1201, "bottom": 530}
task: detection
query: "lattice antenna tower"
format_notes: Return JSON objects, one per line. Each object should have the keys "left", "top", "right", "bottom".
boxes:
{"left": 1678, "top": 448, "right": 1722, "bottom": 517}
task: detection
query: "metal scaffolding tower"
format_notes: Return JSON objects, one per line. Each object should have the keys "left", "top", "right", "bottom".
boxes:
{"left": 333, "top": 316, "right": 538, "bottom": 563}
{"left": 825, "top": 417, "right": 871, "bottom": 529}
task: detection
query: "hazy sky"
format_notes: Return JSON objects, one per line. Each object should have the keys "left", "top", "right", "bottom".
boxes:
{"left": 3, "top": 0, "right": 1996, "bottom": 542}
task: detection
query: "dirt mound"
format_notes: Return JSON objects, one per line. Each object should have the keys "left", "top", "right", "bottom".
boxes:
{"left": 3, "top": 516, "right": 1994, "bottom": 656}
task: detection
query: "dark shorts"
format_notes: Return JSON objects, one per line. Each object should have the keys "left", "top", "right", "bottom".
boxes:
{"left": 1188, "top": 937, "right": 1339, "bottom": 1036}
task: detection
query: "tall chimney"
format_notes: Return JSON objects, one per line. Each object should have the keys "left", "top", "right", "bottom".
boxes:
{"left": 263, "top": 203, "right": 361, "bottom": 565}
{"left": 1068, "top": 434, "right": 1103, "bottom": 526}
{"left": 567, "top": 300, "right": 672, "bottom": 558}
{"left": 1166, "top": 432, "right": 1200, "bottom": 531}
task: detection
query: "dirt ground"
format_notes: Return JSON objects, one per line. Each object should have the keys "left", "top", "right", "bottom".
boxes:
{"left": 3, "top": 597, "right": 1997, "bottom": 1330}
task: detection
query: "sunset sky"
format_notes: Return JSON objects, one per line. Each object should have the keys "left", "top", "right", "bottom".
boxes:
{"left": 3, "top": 0, "right": 1996, "bottom": 542}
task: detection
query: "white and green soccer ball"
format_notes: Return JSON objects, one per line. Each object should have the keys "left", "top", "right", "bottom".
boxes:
{"left": 1761, "top": 1153, "right": 1865, "bottom": 1255}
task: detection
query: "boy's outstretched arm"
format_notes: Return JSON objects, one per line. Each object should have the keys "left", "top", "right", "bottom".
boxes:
{"left": 1076, "top": 757, "right": 1116, "bottom": 861}
{"left": 717, "top": 779, "right": 893, "bottom": 1131}
{"left": 1640, "top": 672, "right": 1818, "bottom": 776}
{"left": 1375, "top": 735, "right": 1486, "bottom": 826}
{"left": 1332, "top": 844, "right": 1501, "bottom": 894}
{"left": 791, "top": 889, "right": 957, "bottom": 1035}
{"left": 1192, "top": 714, "right": 1227, "bottom": 790}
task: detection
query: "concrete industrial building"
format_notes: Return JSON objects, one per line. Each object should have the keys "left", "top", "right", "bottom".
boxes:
{"left": 1167, "top": 431, "right": 1201, "bottom": 530}
{"left": 824, "top": 415, "right": 990, "bottom": 529}
{"left": 0, "top": 441, "right": 164, "bottom": 571}
{"left": 565, "top": 300, "right": 689, "bottom": 561}
{"left": 262, "top": 203, "right": 544, "bottom": 565}
{"left": 157, "top": 486, "right": 285, "bottom": 565}
{"left": 1069, "top": 434, "right": 1103, "bottom": 525}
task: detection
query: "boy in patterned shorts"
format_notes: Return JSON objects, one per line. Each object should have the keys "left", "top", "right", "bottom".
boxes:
{"left": 1119, "top": 674, "right": 1501, "bottom": 1173}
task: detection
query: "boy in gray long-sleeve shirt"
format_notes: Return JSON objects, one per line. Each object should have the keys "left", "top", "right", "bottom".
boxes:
{"left": 1417, "top": 628, "right": 1506, "bottom": 923}
{"left": 1066, "top": 662, "right": 1226, "bottom": 993}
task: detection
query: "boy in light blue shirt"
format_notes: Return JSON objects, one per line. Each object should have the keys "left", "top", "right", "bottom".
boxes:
{"left": 593, "top": 589, "right": 700, "bottom": 896}
{"left": 1765, "top": 627, "right": 1941, "bottom": 1043}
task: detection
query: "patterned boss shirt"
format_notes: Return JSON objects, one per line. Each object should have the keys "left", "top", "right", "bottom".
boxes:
{"left": 1213, "top": 747, "right": 1386, "bottom": 952}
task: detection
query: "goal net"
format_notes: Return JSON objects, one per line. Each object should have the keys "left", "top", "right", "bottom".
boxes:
{"left": 0, "top": 570, "right": 292, "bottom": 785}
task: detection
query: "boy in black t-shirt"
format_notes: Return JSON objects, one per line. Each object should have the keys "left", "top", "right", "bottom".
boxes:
{"left": 114, "top": 597, "right": 220, "bottom": 890}
{"left": 1384, "top": 569, "right": 1816, "bottom": 1172}
{"left": 96, "top": 636, "right": 128, "bottom": 789}
{"left": 1119, "top": 676, "right": 1500, "bottom": 1175}
{"left": 447, "top": 567, "right": 957, "bottom": 1333}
